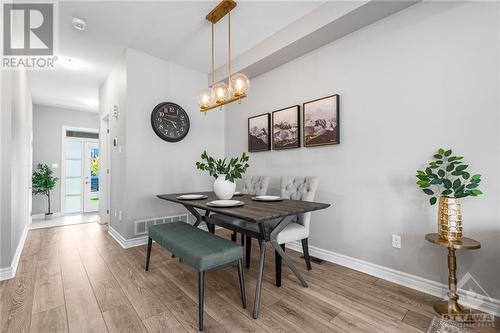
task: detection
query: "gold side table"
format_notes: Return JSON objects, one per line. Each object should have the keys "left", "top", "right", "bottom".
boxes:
{"left": 425, "top": 233, "right": 481, "bottom": 316}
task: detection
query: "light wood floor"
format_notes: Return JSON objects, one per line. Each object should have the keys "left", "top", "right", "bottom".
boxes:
{"left": 1, "top": 222, "right": 498, "bottom": 333}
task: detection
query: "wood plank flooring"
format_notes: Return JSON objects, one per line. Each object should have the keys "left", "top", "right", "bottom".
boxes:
{"left": 1, "top": 222, "right": 498, "bottom": 333}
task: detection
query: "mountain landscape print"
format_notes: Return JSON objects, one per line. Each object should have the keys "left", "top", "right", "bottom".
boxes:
{"left": 248, "top": 113, "right": 270, "bottom": 152}
{"left": 303, "top": 94, "right": 340, "bottom": 147}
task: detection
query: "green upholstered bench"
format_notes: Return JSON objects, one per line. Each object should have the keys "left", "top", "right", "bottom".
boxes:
{"left": 145, "top": 221, "right": 246, "bottom": 331}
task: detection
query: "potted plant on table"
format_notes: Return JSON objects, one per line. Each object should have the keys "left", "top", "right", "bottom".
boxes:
{"left": 416, "top": 148, "right": 482, "bottom": 241}
{"left": 32, "top": 163, "right": 59, "bottom": 220}
{"left": 196, "top": 151, "right": 249, "bottom": 199}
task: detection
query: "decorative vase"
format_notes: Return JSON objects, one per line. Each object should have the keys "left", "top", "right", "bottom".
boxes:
{"left": 213, "top": 174, "right": 235, "bottom": 200}
{"left": 437, "top": 197, "right": 463, "bottom": 241}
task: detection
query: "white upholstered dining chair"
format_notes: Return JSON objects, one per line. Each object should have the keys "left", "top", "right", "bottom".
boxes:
{"left": 231, "top": 176, "right": 270, "bottom": 244}
{"left": 241, "top": 176, "right": 270, "bottom": 196}
{"left": 275, "top": 177, "right": 319, "bottom": 271}
{"left": 245, "top": 176, "right": 319, "bottom": 285}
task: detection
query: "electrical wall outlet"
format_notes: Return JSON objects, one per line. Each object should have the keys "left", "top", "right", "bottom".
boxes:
{"left": 118, "top": 210, "right": 122, "bottom": 221}
{"left": 392, "top": 234, "right": 401, "bottom": 249}
{"left": 114, "top": 209, "right": 117, "bottom": 217}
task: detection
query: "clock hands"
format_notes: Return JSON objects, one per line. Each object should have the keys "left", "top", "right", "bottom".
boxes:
{"left": 165, "top": 118, "right": 178, "bottom": 129}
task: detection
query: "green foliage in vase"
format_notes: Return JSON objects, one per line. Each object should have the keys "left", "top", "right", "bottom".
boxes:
{"left": 416, "top": 148, "right": 482, "bottom": 205}
{"left": 196, "top": 150, "right": 249, "bottom": 182}
{"left": 32, "top": 163, "right": 59, "bottom": 214}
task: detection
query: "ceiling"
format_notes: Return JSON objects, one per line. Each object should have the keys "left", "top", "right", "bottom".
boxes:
{"left": 28, "top": 1, "right": 324, "bottom": 112}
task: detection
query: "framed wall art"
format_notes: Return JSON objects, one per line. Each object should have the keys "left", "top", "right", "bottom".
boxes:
{"left": 272, "top": 105, "right": 300, "bottom": 150}
{"left": 303, "top": 94, "right": 340, "bottom": 147}
{"left": 248, "top": 113, "right": 271, "bottom": 152}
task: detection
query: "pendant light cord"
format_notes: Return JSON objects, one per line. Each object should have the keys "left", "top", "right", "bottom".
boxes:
{"left": 211, "top": 22, "right": 215, "bottom": 90}
{"left": 228, "top": 10, "right": 231, "bottom": 82}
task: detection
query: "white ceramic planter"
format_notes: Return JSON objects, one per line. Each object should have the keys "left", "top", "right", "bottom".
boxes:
{"left": 213, "top": 174, "right": 236, "bottom": 199}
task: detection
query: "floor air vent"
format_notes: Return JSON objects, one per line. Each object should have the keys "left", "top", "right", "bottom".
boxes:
{"left": 134, "top": 213, "right": 191, "bottom": 236}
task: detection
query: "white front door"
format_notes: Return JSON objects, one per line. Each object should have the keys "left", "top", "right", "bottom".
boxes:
{"left": 83, "top": 142, "right": 99, "bottom": 212}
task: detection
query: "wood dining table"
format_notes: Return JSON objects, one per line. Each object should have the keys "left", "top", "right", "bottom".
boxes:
{"left": 157, "top": 191, "right": 330, "bottom": 319}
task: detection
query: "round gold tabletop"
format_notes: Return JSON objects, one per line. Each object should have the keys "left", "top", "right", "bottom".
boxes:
{"left": 425, "top": 233, "right": 481, "bottom": 250}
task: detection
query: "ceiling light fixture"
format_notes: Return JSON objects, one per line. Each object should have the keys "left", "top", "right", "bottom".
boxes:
{"left": 197, "top": 0, "right": 250, "bottom": 113}
{"left": 58, "top": 57, "right": 83, "bottom": 70}
{"left": 72, "top": 17, "right": 87, "bottom": 31}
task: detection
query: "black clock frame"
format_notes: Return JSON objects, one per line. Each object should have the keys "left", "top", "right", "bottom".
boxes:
{"left": 150, "top": 102, "right": 190, "bottom": 142}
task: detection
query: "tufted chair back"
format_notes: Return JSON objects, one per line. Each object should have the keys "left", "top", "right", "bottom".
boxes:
{"left": 241, "top": 176, "right": 270, "bottom": 195}
{"left": 280, "top": 177, "right": 319, "bottom": 230}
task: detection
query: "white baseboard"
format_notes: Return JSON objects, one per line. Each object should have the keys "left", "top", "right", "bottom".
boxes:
{"left": 286, "top": 241, "right": 500, "bottom": 317}
{"left": 108, "top": 226, "right": 149, "bottom": 249}
{"left": 108, "top": 223, "right": 220, "bottom": 249}
{"left": 31, "top": 212, "right": 62, "bottom": 220}
{"left": 0, "top": 225, "right": 29, "bottom": 281}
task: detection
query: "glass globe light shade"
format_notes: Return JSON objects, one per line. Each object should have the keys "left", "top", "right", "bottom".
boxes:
{"left": 213, "top": 82, "right": 230, "bottom": 104}
{"left": 197, "top": 89, "right": 213, "bottom": 110}
{"left": 230, "top": 73, "right": 250, "bottom": 97}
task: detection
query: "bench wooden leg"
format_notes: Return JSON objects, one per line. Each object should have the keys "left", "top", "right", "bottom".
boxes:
{"left": 199, "top": 271, "right": 205, "bottom": 331}
{"left": 237, "top": 259, "right": 247, "bottom": 309}
{"left": 241, "top": 234, "right": 245, "bottom": 246}
{"left": 301, "top": 238, "right": 312, "bottom": 271}
{"left": 231, "top": 231, "right": 237, "bottom": 242}
{"left": 245, "top": 236, "right": 252, "bottom": 269}
{"left": 275, "top": 244, "right": 285, "bottom": 287}
{"left": 145, "top": 237, "right": 152, "bottom": 271}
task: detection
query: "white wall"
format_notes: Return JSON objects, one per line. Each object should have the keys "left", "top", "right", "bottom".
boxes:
{"left": 99, "top": 49, "right": 225, "bottom": 239}
{"left": 0, "top": 69, "right": 33, "bottom": 271}
{"left": 31, "top": 104, "right": 99, "bottom": 215}
{"left": 99, "top": 52, "right": 128, "bottom": 233}
{"left": 225, "top": 2, "right": 500, "bottom": 299}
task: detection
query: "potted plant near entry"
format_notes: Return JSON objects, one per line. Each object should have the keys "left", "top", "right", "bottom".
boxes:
{"left": 32, "top": 163, "right": 59, "bottom": 220}
{"left": 196, "top": 150, "right": 249, "bottom": 199}
{"left": 416, "top": 148, "right": 482, "bottom": 241}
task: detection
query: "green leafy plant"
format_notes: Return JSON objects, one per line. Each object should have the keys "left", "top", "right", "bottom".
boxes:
{"left": 32, "top": 163, "right": 59, "bottom": 214}
{"left": 416, "top": 148, "right": 482, "bottom": 205}
{"left": 196, "top": 150, "right": 249, "bottom": 182}
{"left": 91, "top": 156, "right": 99, "bottom": 176}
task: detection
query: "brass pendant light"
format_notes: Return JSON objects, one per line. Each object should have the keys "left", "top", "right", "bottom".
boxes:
{"left": 197, "top": 0, "right": 250, "bottom": 113}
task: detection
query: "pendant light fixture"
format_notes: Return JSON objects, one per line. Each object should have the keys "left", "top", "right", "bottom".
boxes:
{"left": 197, "top": 0, "right": 250, "bottom": 113}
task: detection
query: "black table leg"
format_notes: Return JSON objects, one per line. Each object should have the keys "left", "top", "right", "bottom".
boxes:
{"left": 275, "top": 244, "right": 285, "bottom": 287}
{"left": 253, "top": 239, "right": 266, "bottom": 319}
{"left": 183, "top": 205, "right": 202, "bottom": 227}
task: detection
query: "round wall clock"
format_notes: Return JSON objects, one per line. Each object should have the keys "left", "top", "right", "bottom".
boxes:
{"left": 150, "top": 102, "right": 190, "bottom": 142}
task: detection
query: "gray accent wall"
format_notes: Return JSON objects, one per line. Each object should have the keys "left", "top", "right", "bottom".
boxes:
{"left": 224, "top": 2, "right": 500, "bottom": 298}
{"left": 31, "top": 104, "right": 99, "bottom": 215}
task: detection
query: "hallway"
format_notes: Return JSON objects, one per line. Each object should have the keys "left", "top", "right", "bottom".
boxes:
{"left": 30, "top": 213, "right": 99, "bottom": 230}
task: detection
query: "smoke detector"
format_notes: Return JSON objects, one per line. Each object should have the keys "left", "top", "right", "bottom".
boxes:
{"left": 72, "top": 17, "right": 87, "bottom": 31}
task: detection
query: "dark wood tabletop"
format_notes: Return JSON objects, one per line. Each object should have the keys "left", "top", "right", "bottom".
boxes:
{"left": 157, "top": 192, "right": 330, "bottom": 223}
